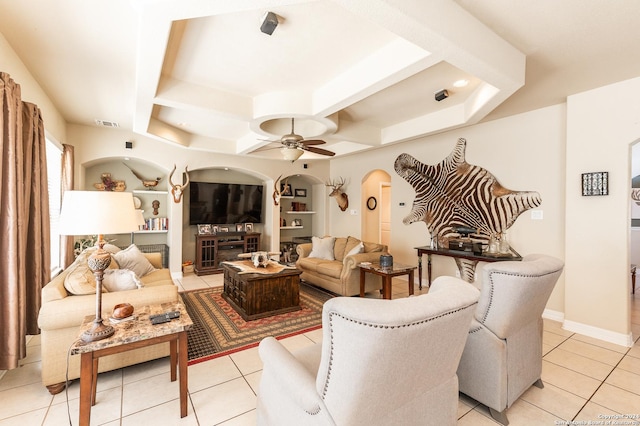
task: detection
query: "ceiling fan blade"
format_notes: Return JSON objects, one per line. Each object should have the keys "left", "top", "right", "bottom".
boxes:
{"left": 300, "top": 139, "right": 326, "bottom": 146}
{"left": 303, "top": 146, "right": 335, "bottom": 156}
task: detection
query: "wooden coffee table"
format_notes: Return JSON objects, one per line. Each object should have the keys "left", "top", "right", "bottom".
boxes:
{"left": 359, "top": 262, "right": 416, "bottom": 300}
{"left": 222, "top": 260, "right": 303, "bottom": 320}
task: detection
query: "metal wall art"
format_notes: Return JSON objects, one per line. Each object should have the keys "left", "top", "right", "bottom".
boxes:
{"left": 581, "top": 172, "right": 608, "bottom": 196}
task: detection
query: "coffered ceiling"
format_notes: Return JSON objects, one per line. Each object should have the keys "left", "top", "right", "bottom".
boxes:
{"left": 1, "top": 0, "right": 639, "bottom": 161}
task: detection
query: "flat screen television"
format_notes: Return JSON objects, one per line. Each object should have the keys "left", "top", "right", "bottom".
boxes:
{"left": 189, "top": 181, "right": 264, "bottom": 225}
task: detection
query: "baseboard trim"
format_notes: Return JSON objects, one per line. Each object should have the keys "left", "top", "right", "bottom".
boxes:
{"left": 562, "top": 319, "right": 634, "bottom": 348}
{"left": 542, "top": 309, "right": 564, "bottom": 322}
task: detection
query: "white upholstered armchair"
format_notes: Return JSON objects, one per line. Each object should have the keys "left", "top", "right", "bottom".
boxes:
{"left": 455, "top": 254, "right": 564, "bottom": 425}
{"left": 256, "top": 280, "right": 480, "bottom": 426}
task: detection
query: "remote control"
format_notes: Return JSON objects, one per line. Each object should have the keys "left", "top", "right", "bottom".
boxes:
{"left": 149, "top": 311, "right": 180, "bottom": 325}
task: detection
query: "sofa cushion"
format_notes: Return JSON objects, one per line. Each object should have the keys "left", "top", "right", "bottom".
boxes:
{"left": 333, "top": 237, "right": 349, "bottom": 261}
{"left": 344, "top": 236, "right": 363, "bottom": 257}
{"left": 316, "top": 261, "right": 343, "bottom": 279}
{"left": 63, "top": 250, "right": 118, "bottom": 295}
{"left": 309, "top": 236, "right": 336, "bottom": 261}
{"left": 102, "top": 269, "right": 143, "bottom": 292}
{"left": 363, "top": 241, "right": 384, "bottom": 253}
{"left": 346, "top": 241, "right": 364, "bottom": 256}
{"left": 113, "top": 244, "right": 157, "bottom": 277}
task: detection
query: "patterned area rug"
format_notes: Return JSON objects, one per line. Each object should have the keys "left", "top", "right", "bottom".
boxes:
{"left": 181, "top": 283, "right": 334, "bottom": 365}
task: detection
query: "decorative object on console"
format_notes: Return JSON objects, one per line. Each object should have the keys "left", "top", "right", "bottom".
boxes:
{"left": 93, "top": 173, "right": 126, "bottom": 191}
{"left": 251, "top": 251, "right": 270, "bottom": 268}
{"left": 168, "top": 164, "right": 190, "bottom": 203}
{"left": 197, "top": 224, "right": 211, "bottom": 235}
{"left": 395, "top": 137, "right": 541, "bottom": 280}
{"left": 581, "top": 171, "right": 608, "bottom": 196}
{"left": 123, "top": 162, "right": 162, "bottom": 189}
{"left": 245, "top": 223, "right": 254, "bottom": 232}
{"left": 326, "top": 176, "right": 349, "bottom": 211}
{"left": 112, "top": 303, "right": 134, "bottom": 320}
{"left": 58, "top": 190, "right": 139, "bottom": 342}
{"left": 379, "top": 254, "right": 393, "bottom": 269}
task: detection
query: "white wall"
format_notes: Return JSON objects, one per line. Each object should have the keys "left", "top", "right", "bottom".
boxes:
{"left": 565, "top": 77, "right": 640, "bottom": 345}
{"left": 0, "top": 33, "right": 66, "bottom": 144}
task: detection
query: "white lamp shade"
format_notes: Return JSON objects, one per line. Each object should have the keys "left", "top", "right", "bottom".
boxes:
{"left": 281, "top": 147, "right": 304, "bottom": 162}
{"left": 135, "top": 209, "right": 145, "bottom": 226}
{"left": 59, "top": 191, "right": 140, "bottom": 235}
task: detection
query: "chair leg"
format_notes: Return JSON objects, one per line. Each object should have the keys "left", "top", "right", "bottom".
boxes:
{"left": 534, "top": 378, "right": 544, "bottom": 389}
{"left": 489, "top": 407, "right": 509, "bottom": 426}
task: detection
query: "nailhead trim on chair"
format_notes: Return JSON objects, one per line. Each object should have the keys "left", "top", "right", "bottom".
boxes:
{"left": 320, "top": 303, "right": 478, "bottom": 397}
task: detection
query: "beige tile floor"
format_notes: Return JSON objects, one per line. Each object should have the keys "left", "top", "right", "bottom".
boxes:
{"left": 1, "top": 273, "right": 639, "bottom": 425}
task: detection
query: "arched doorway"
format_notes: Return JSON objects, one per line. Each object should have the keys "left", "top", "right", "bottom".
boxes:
{"left": 362, "top": 170, "right": 391, "bottom": 248}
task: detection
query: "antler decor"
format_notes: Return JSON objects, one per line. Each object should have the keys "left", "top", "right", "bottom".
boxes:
{"left": 273, "top": 175, "right": 282, "bottom": 206}
{"left": 169, "top": 164, "right": 190, "bottom": 203}
{"left": 326, "top": 177, "right": 349, "bottom": 211}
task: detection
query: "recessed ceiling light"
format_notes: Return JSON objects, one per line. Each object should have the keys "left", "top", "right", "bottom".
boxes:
{"left": 453, "top": 79, "right": 469, "bottom": 88}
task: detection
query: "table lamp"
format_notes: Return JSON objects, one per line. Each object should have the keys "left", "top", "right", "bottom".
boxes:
{"left": 59, "top": 191, "right": 139, "bottom": 342}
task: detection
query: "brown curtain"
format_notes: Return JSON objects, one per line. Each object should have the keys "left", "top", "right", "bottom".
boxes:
{"left": 61, "top": 143, "right": 75, "bottom": 268}
{"left": 0, "top": 72, "right": 50, "bottom": 370}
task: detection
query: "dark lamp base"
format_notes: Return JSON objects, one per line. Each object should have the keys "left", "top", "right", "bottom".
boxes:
{"left": 81, "top": 320, "right": 115, "bottom": 343}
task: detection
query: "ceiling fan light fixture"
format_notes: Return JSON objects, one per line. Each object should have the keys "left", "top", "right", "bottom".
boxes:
{"left": 281, "top": 147, "right": 304, "bottom": 162}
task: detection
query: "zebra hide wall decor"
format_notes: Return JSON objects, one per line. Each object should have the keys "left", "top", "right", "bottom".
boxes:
{"left": 394, "top": 137, "right": 541, "bottom": 282}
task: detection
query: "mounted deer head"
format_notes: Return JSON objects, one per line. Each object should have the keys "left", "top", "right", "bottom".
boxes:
{"left": 327, "top": 177, "right": 349, "bottom": 211}
{"left": 273, "top": 175, "right": 282, "bottom": 206}
{"left": 169, "top": 164, "right": 190, "bottom": 203}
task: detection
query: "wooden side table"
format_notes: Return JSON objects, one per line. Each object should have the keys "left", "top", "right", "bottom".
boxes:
{"left": 359, "top": 262, "right": 416, "bottom": 299}
{"left": 71, "top": 302, "right": 192, "bottom": 426}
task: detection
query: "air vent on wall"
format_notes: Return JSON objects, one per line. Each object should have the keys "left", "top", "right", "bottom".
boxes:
{"left": 94, "top": 119, "right": 119, "bottom": 128}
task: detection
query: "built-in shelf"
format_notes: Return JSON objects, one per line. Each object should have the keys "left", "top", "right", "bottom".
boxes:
{"left": 280, "top": 226, "right": 304, "bottom": 229}
{"left": 133, "top": 189, "right": 168, "bottom": 194}
{"left": 285, "top": 211, "right": 316, "bottom": 214}
{"left": 280, "top": 195, "right": 294, "bottom": 199}
{"left": 133, "top": 230, "right": 168, "bottom": 234}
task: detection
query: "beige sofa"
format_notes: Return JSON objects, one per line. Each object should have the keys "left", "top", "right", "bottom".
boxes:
{"left": 296, "top": 236, "right": 387, "bottom": 296}
{"left": 38, "top": 246, "right": 178, "bottom": 394}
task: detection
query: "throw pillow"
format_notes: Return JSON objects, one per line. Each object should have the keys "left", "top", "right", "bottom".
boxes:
{"left": 103, "top": 243, "right": 122, "bottom": 254}
{"left": 346, "top": 241, "right": 364, "bottom": 256}
{"left": 102, "top": 269, "right": 143, "bottom": 292}
{"left": 113, "top": 244, "right": 157, "bottom": 277}
{"left": 309, "top": 236, "right": 336, "bottom": 261}
{"left": 63, "top": 250, "right": 118, "bottom": 295}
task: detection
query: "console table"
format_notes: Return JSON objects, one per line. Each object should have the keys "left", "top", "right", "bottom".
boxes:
{"left": 71, "top": 302, "right": 192, "bottom": 426}
{"left": 415, "top": 246, "right": 522, "bottom": 289}
{"left": 195, "top": 232, "right": 261, "bottom": 275}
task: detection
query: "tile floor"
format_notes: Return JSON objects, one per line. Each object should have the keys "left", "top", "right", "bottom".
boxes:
{"left": 1, "top": 273, "right": 639, "bottom": 425}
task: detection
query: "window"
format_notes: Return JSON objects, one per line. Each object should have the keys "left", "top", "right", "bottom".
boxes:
{"left": 46, "top": 139, "right": 62, "bottom": 275}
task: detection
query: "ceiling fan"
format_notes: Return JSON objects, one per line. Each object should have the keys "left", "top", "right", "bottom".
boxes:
{"left": 252, "top": 118, "right": 336, "bottom": 161}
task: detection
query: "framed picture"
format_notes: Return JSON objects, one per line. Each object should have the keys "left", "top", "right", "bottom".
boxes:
{"left": 219, "top": 226, "right": 229, "bottom": 233}
{"left": 294, "top": 188, "right": 307, "bottom": 197}
{"left": 212, "top": 225, "right": 219, "bottom": 234}
{"left": 197, "top": 224, "right": 211, "bottom": 235}
{"left": 280, "top": 182, "right": 292, "bottom": 196}
{"left": 292, "top": 219, "right": 302, "bottom": 227}
{"left": 236, "top": 223, "right": 244, "bottom": 232}
{"left": 245, "top": 223, "right": 254, "bottom": 232}
{"left": 582, "top": 171, "right": 608, "bottom": 196}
